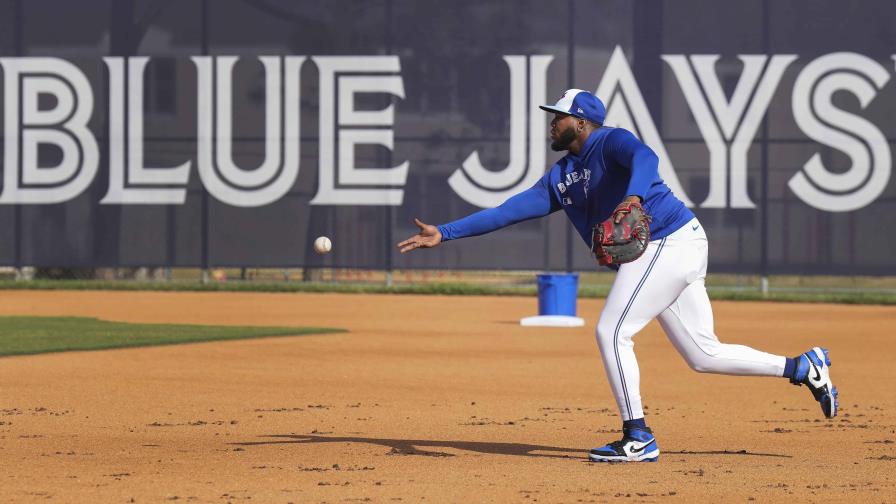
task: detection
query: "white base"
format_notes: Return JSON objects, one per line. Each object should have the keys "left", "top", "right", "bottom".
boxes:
{"left": 519, "top": 315, "right": 585, "bottom": 327}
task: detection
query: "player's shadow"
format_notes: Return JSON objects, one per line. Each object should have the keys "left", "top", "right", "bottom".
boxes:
{"left": 232, "top": 434, "right": 581, "bottom": 459}
{"left": 232, "top": 434, "right": 792, "bottom": 460}
{"left": 664, "top": 449, "right": 791, "bottom": 458}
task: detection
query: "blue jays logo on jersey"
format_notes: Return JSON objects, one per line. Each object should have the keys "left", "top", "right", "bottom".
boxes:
{"left": 557, "top": 168, "right": 592, "bottom": 205}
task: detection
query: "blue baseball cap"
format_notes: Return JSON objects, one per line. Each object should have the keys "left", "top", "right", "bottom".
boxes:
{"left": 539, "top": 89, "right": 606, "bottom": 124}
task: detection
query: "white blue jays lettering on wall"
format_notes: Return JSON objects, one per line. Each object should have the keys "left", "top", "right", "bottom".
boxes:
{"left": 447, "top": 55, "right": 553, "bottom": 208}
{"left": 0, "top": 46, "right": 892, "bottom": 211}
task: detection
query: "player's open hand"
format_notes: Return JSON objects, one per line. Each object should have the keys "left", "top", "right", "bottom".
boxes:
{"left": 397, "top": 218, "right": 442, "bottom": 253}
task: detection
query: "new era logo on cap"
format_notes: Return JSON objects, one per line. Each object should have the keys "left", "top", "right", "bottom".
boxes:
{"left": 539, "top": 89, "right": 606, "bottom": 125}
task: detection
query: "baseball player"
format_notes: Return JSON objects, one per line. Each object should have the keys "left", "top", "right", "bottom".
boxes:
{"left": 397, "top": 89, "right": 838, "bottom": 463}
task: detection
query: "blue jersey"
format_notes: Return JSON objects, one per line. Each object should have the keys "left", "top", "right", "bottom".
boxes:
{"left": 437, "top": 127, "right": 694, "bottom": 246}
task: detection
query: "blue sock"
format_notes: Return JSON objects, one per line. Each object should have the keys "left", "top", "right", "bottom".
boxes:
{"left": 623, "top": 418, "right": 647, "bottom": 431}
{"left": 788, "top": 354, "right": 810, "bottom": 383}
{"left": 783, "top": 357, "right": 797, "bottom": 379}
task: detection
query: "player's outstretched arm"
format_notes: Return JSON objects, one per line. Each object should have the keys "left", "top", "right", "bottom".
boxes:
{"left": 398, "top": 176, "right": 558, "bottom": 254}
{"left": 397, "top": 218, "right": 442, "bottom": 253}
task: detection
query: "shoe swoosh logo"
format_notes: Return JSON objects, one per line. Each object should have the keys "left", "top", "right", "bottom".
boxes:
{"left": 628, "top": 440, "right": 652, "bottom": 454}
{"left": 691, "top": 225, "right": 699, "bottom": 231}
{"left": 809, "top": 361, "right": 821, "bottom": 382}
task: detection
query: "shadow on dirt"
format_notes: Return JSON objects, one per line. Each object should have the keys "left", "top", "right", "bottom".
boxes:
{"left": 231, "top": 434, "right": 792, "bottom": 460}
{"left": 231, "top": 434, "right": 582, "bottom": 459}
{"left": 665, "top": 449, "right": 791, "bottom": 458}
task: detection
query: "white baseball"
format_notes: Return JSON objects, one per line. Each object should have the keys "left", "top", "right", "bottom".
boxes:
{"left": 313, "top": 236, "right": 332, "bottom": 254}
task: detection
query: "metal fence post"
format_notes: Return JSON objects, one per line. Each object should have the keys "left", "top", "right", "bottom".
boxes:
{"left": 200, "top": 0, "right": 210, "bottom": 283}
{"left": 384, "top": 0, "right": 394, "bottom": 287}
{"left": 564, "top": 0, "right": 576, "bottom": 274}
{"left": 760, "top": 0, "right": 771, "bottom": 298}
{"left": 13, "top": 0, "right": 23, "bottom": 279}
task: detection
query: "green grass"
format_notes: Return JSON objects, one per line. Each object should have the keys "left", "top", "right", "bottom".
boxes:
{"left": 0, "top": 279, "right": 893, "bottom": 305}
{"left": 0, "top": 316, "right": 345, "bottom": 357}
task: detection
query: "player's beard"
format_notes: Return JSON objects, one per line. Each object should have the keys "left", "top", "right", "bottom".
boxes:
{"left": 551, "top": 126, "right": 576, "bottom": 152}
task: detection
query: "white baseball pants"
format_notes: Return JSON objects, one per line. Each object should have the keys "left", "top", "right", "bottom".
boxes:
{"left": 595, "top": 218, "right": 786, "bottom": 421}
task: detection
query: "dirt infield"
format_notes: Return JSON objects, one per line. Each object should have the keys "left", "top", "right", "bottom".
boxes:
{"left": 1, "top": 291, "right": 894, "bottom": 502}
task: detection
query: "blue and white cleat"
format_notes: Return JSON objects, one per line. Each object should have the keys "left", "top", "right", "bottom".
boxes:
{"left": 791, "top": 347, "right": 838, "bottom": 418}
{"left": 589, "top": 427, "right": 659, "bottom": 463}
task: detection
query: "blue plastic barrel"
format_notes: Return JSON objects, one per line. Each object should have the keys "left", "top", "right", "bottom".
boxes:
{"left": 536, "top": 273, "right": 579, "bottom": 316}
